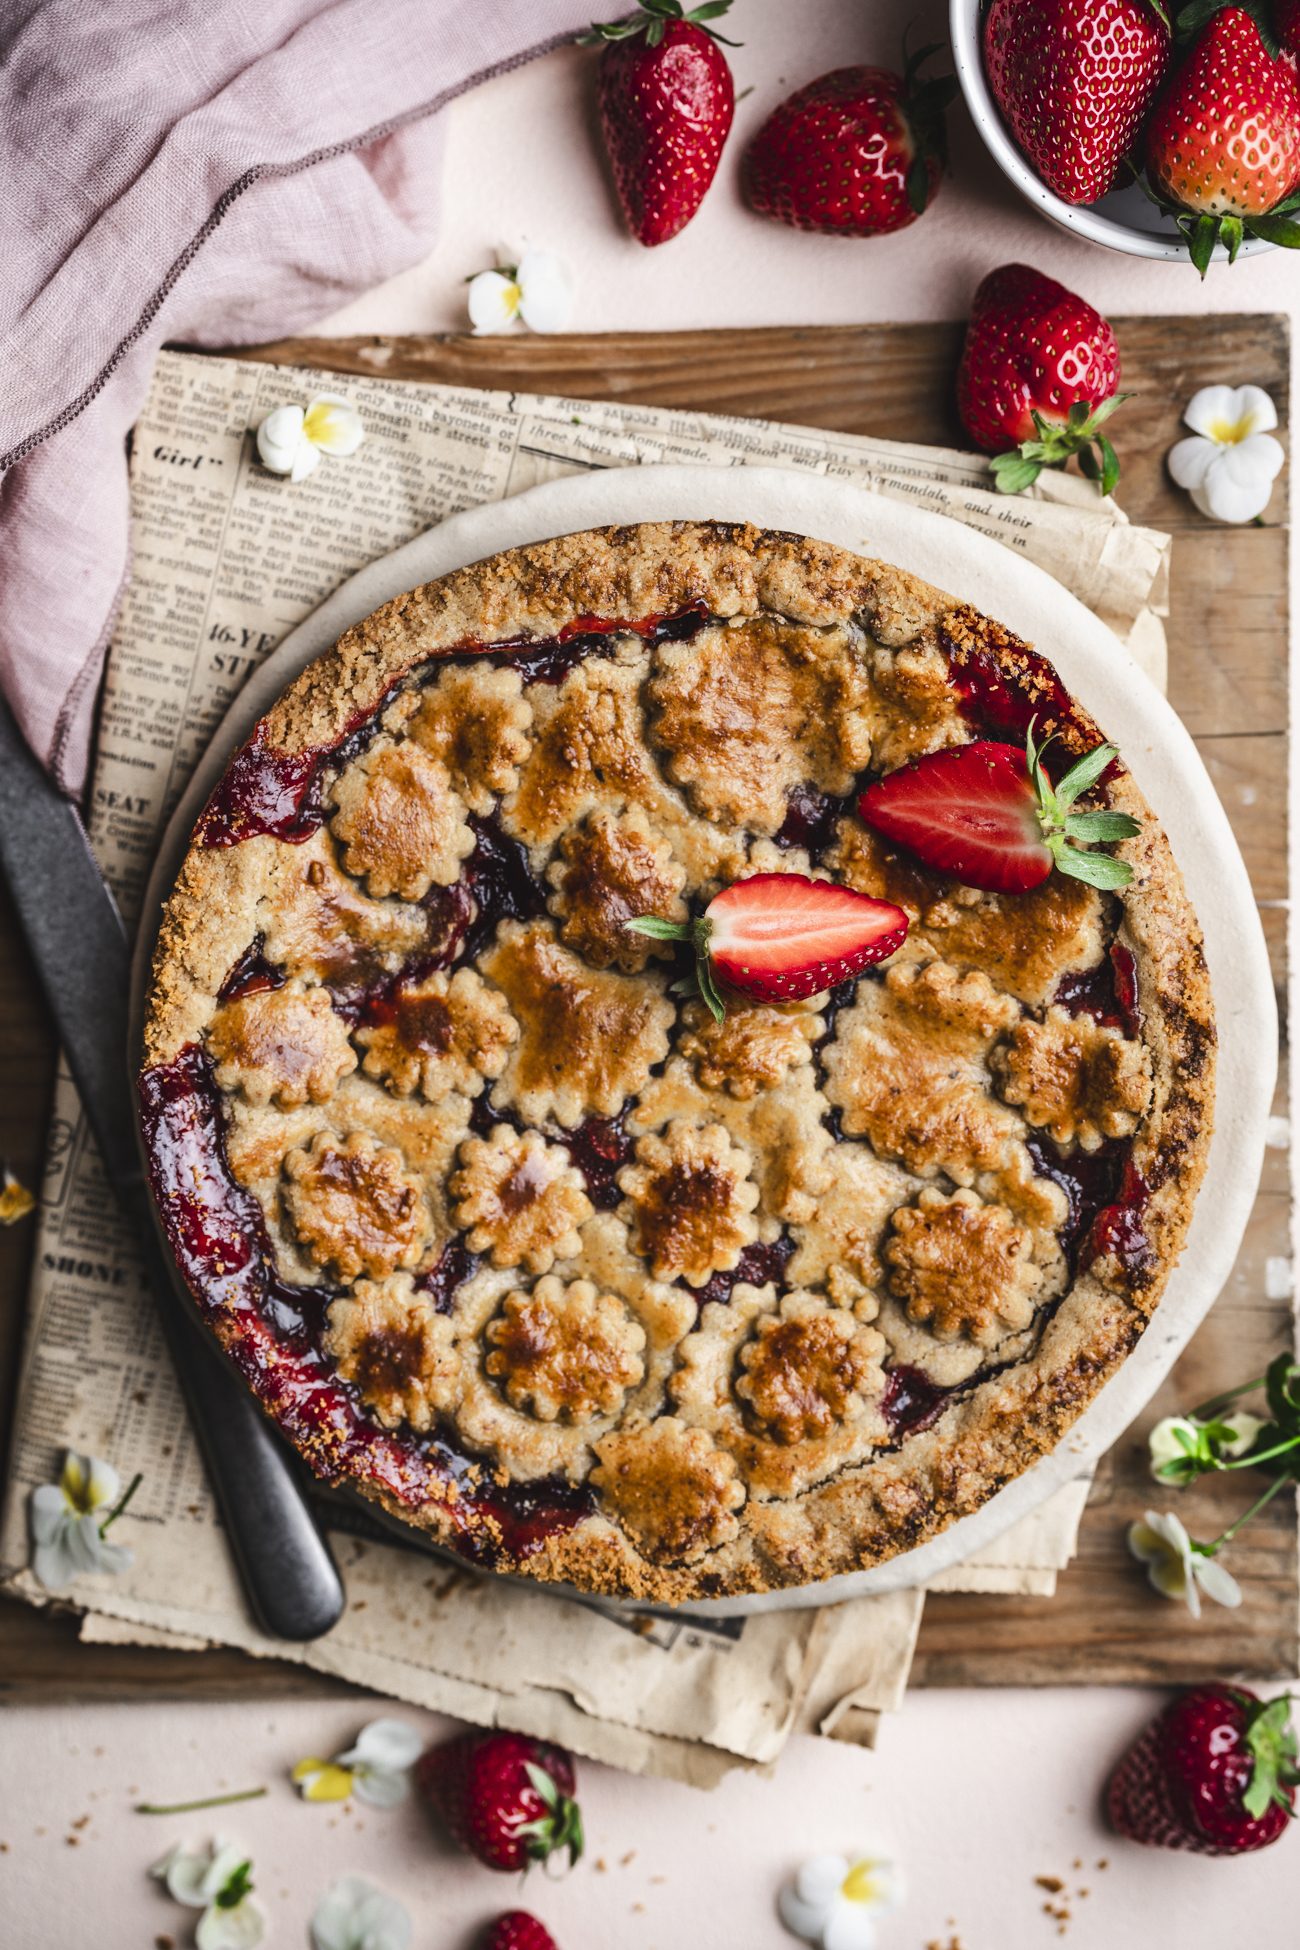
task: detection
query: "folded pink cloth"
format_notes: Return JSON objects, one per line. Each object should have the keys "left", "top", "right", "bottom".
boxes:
{"left": 0, "top": 0, "right": 592, "bottom": 795}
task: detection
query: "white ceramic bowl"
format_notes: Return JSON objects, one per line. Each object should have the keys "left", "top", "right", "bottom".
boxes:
{"left": 950, "top": 0, "right": 1272, "bottom": 263}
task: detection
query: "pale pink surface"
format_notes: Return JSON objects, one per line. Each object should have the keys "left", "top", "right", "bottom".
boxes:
{"left": 2, "top": 1690, "right": 1298, "bottom": 1947}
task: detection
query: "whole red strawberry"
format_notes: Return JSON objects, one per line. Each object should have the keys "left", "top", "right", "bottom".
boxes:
{"left": 743, "top": 46, "right": 955, "bottom": 236}
{"left": 984, "top": 0, "right": 1171, "bottom": 205}
{"left": 957, "top": 264, "right": 1126, "bottom": 496}
{"left": 589, "top": 0, "right": 737, "bottom": 246}
{"left": 1107, "top": 1686, "right": 1299, "bottom": 1854}
{"left": 480, "top": 1914, "right": 559, "bottom": 1950}
{"left": 418, "top": 1731, "right": 582, "bottom": 1873}
{"left": 1146, "top": 6, "right": 1300, "bottom": 271}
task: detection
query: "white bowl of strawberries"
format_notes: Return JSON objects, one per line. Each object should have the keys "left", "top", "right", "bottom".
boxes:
{"left": 951, "top": 0, "right": 1300, "bottom": 268}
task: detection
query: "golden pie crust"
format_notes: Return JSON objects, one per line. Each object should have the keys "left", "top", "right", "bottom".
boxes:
{"left": 141, "top": 521, "right": 1216, "bottom": 1603}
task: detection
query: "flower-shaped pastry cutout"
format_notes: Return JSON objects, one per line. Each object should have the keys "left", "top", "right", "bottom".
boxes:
{"left": 485, "top": 1276, "right": 647, "bottom": 1422}
{"left": 1128, "top": 1509, "right": 1243, "bottom": 1618}
{"left": 29, "top": 1450, "right": 139, "bottom": 1591}
{"left": 778, "top": 1847, "right": 904, "bottom": 1950}
{"left": 311, "top": 1875, "right": 411, "bottom": 1950}
{"left": 356, "top": 966, "right": 517, "bottom": 1102}
{"left": 329, "top": 740, "right": 474, "bottom": 901}
{"left": 282, "top": 1131, "right": 430, "bottom": 1280}
{"left": 151, "top": 1837, "right": 265, "bottom": 1950}
{"left": 292, "top": 1718, "right": 423, "bottom": 1806}
{"left": 467, "top": 248, "right": 574, "bottom": 334}
{"left": 547, "top": 804, "right": 688, "bottom": 972}
{"left": 323, "top": 1276, "right": 456, "bottom": 1430}
{"left": 404, "top": 663, "right": 533, "bottom": 813}
{"left": 677, "top": 995, "right": 823, "bottom": 1101}
{"left": 591, "top": 1417, "right": 745, "bottom": 1563}
{"left": 1168, "top": 385, "right": 1285, "bottom": 524}
{"left": 618, "top": 1120, "right": 760, "bottom": 1288}
{"left": 208, "top": 982, "right": 356, "bottom": 1109}
{"left": 884, "top": 1187, "right": 1046, "bottom": 1347}
{"left": 993, "top": 1006, "right": 1152, "bottom": 1152}
{"left": 450, "top": 1125, "right": 592, "bottom": 1273}
{"left": 737, "top": 1291, "right": 886, "bottom": 1447}
{"left": 256, "top": 395, "right": 364, "bottom": 482}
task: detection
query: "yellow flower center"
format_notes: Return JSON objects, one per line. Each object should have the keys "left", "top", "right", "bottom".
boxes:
{"left": 841, "top": 1861, "right": 882, "bottom": 1905}
{"left": 1207, "top": 414, "right": 1255, "bottom": 445}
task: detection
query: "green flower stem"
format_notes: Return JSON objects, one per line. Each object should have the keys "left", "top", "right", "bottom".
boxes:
{"left": 135, "top": 1786, "right": 268, "bottom": 1815}
{"left": 98, "top": 1471, "right": 142, "bottom": 1536}
{"left": 1192, "top": 1376, "right": 1265, "bottom": 1420}
{"left": 1204, "top": 1475, "right": 1291, "bottom": 1556}
{"left": 1219, "top": 1433, "right": 1300, "bottom": 1473}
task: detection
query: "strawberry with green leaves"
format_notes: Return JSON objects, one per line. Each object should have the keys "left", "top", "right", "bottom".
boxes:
{"left": 957, "top": 264, "right": 1127, "bottom": 497}
{"left": 1145, "top": 4, "right": 1300, "bottom": 272}
{"left": 628, "top": 873, "right": 909, "bottom": 1017}
{"left": 743, "top": 46, "right": 955, "bottom": 236}
{"left": 588, "top": 0, "right": 738, "bottom": 246}
{"left": 418, "top": 1731, "right": 582, "bottom": 1874}
{"left": 1108, "top": 1686, "right": 1299, "bottom": 1854}
{"left": 858, "top": 723, "right": 1140, "bottom": 895}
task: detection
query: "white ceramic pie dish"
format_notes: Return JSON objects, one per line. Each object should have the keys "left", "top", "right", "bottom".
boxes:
{"left": 132, "top": 462, "right": 1275, "bottom": 1617}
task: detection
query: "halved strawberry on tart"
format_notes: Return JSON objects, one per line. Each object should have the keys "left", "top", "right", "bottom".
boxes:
{"left": 138, "top": 521, "right": 1215, "bottom": 1604}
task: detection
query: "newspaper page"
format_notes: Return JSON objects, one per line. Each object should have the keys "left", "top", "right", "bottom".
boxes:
{"left": 1, "top": 350, "right": 1155, "bottom": 1780}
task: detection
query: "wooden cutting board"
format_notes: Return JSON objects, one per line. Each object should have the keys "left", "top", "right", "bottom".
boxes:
{"left": 0, "top": 313, "right": 1290, "bottom": 1697}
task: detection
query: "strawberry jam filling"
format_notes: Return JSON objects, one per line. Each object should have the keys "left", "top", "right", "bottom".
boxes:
{"left": 1053, "top": 941, "right": 1141, "bottom": 1038}
{"left": 138, "top": 1043, "right": 593, "bottom": 1564}
{"left": 880, "top": 1364, "right": 951, "bottom": 1437}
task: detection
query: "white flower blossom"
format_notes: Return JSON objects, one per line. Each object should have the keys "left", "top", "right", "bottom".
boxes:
{"left": 778, "top": 1848, "right": 904, "bottom": 1950}
{"left": 311, "top": 1874, "right": 412, "bottom": 1950}
{"left": 1220, "top": 1410, "right": 1266, "bottom": 1458}
{"left": 150, "top": 1836, "right": 265, "bottom": 1950}
{"left": 467, "top": 248, "right": 573, "bottom": 335}
{"left": 1147, "top": 1415, "right": 1203, "bottom": 1482}
{"left": 1168, "top": 384, "right": 1284, "bottom": 524}
{"left": 292, "top": 1717, "right": 423, "bottom": 1807}
{"left": 1148, "top": 1409, "right": 1267, "bottom": 1483}
{"left": 1127, "top": 1509, "right": 1243, "bottom": 1619}
{"left": 256, "top": 395, "right": 365, "bottom": 481}
{"left": 29, "top": 1451, "right": 136, "bottom": 1591}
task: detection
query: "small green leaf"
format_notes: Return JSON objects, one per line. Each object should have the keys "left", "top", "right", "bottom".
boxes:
{"left": 1220, "top": 214, "right": 1245, "bottom": 264}
{"left": 989, "top": 453, "right": 1041, "bottom": 495}
{"left": 696, "top": 954, "right": 726, "bottom": 1023}
{"left": 1067, "top": 399, "right": 1091, "bottom": 432}
{"left": 1065, "top": 809, "right": 1142, "bottom": 842}
{"left": 1097, "top": 432, "right": 1121, "bottom": 498}
{"left": 906, "top": 153, "right": 931, "bottom": 216}
{"left": 1188, "top": 213, "right": 1219, "bottom": 278}
{"left": 1245, "top": 211, "right": 1300, "bottom": 248}
{"left": 1053, "top": 846, "right": 1134, "bottom": 890}
{"left": 524, "top": 1762, "right": 560, "bottom": 1809}
{"left": 1053, "top": 742, "right": 1119, "bottom": 807}
{"left": 1145, "top": 0, "right": 1170, "bottom": 26}
{"left": 1077, "top": 444, "right": 1101, "bottom": 482}
{"left": 216, "top": 1862, "right": 254, "bottom": 1910}
{"left": 624, "top": 915, "right": 691, "bottom": 939}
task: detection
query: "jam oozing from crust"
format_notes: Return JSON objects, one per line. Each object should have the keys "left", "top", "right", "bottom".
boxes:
{"left": 1054, "top": 941, "right": 1141, "bottom": 1038}
{"left": 692, "top": 1233, "right": 796, "bottom": 1309}
{"left": 880, "top": 1364, "right": 951, "bottom": 1437}
{"left": 138, "top": 1044, "right": 592, "bottom": 1562}
{"left": 416, "top": 1238, "right": 482, "bottom": 1314}
{"left": 196, "top": 606, "right": 712, "bottom": 849}
{"left": 1025, "top": 1134, "right": 1153, "bottom": 1278}
{"left": 943, "top": 616, "right": 1090, "bottom": 748}
{"left": 565, "top": 1112, "right": 634, "bottom": 1210}
{"left": 218, "top": 934, "right": 286, "bottom": 1002}
{"left": 775, "top": 784, "right": 852, "bottom": 855}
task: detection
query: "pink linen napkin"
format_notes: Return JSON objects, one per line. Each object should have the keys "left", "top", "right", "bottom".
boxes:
{"left": 0, "top": 0, "right": 593, "bottom": 796}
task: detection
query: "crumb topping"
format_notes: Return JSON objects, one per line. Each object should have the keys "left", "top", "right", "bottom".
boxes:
{"left": 329, "top": 738, "right": 474, "bottom": 900}
{"left": 208, "top": 982, "right": 356, "bottom": 1107}
{"left": 324, "top": 1274, "right": 455, "bottom": 1429}
{"left": 547, "top": 804, "right": 688, "bottom": 971}
{"left": 281, "top": 1130, "right": 430, "bottom": 1279}
{"left": 483, "top": 920, "right": 674, "bottom": 1126}
{"left": 450, "top": 1124, "right": 592, "bottom": 1274}
{"left": 591, "top": 1417, "right": 745, "bottom": 1562}
{"left": 884, "top": 1187, "right": 1047, "bottom": 1346}
{"left": 485, "top": 1276, "right": 646, "bottom": 1422}
{"left": 993, "top": 1007, "right": 1153, "bottom": 1151}
{"left": 357, "top": 966, "right": 517, "bottom": 1101}
{"left": 618, "top": 1120, "right": 760, "bottom": 1287}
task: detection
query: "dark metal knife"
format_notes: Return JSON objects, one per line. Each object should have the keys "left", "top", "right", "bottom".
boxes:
{"left": 0, "top": 699, "right": 345, "bottom": 1641}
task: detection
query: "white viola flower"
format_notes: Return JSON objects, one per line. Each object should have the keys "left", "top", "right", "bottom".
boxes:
{"left": 1147, "top": 1415, "right": 1204, "bottom": 1484}
{"left": 311, "top": 1874, "right": 412, "bottom": 1950}
{"left": 1220, "top": 1410, "right": 1266, "bottom": 1459}
{"left": 1168, "top": 385, "right": 1284, "bottom": 524}
{"left": 150, "top": 1836, "right": 265, "bottom": 1950}
{"left": 778, "top": 1848, "right": 904, "bottom": 1950}
{"left": 292, "top": 1716, "right": 423, "bottom": 1807}
{"left": 467, "top": 248, "right": 574, "bottom": 335}
{"left": 255, "top": 395, "right": 365, "bottom": 481}
{"left": 1127, "top": 1509, "right": 1243, "bottom": 1619}
{"left": 29, "top": 1450, "right": 137, "bottom": 1591}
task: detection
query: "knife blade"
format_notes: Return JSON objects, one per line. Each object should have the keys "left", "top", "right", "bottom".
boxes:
{"left": 0, "top": 699, "right": 344, "bottom": 1641}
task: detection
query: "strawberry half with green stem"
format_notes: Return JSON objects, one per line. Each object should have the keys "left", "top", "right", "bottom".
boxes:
{"left": 587, "top": 0, "right": 738, "bottom": 247}
{"left": 983, "top": 0, "right": 1172, "bottom": 206}
{"left": 417, "top": 1731, "right": 582, "bottom": 1874}
{"left": 1107, "top": 1685, "right": 1299, "bottom": 1854}
{"left": 1145, "top": 5, "right": 1300, "bottom": 273}
{"left": 743, "top": 45, "right": 956, "bottom": 236}
{"left": 957, "top": 264, "right": 1129, "bottom": 496}
{"left": 858, "top": 723, "right": 1140, "bottom": 895}
{"left": 627, "top": 872, "right": 909, "bottom": 1017}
